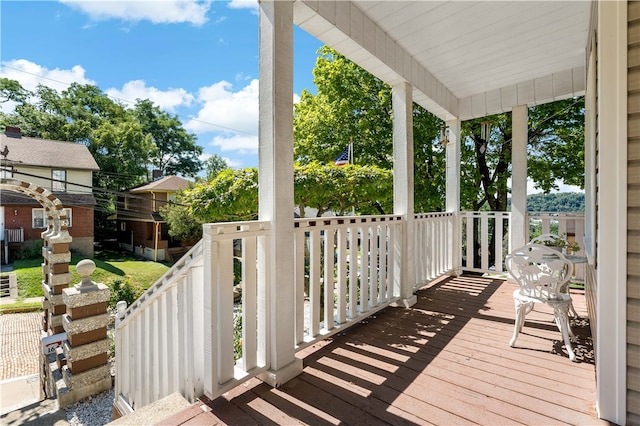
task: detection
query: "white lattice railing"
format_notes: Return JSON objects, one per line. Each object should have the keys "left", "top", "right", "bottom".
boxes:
{"left": 114, "top": 241, "right": 205, "bottom": 415}
{"left": 293, "top": 215, "right": 403, "bottom": 348}
{"left": 414, "top": 212, "right": 457, "bottom": 287}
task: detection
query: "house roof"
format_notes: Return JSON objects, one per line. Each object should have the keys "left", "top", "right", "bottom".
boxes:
{"left": 294, "top": 1, "right": 591, "bottom": 121}
{"left": 0, "top": 191, "right": 96, "bottom": 206}
{"left": 129, "top": 175, "right": 191, "bottom": 193}
{"left": 0, "top": 134, "right": 100, "bottom": 171}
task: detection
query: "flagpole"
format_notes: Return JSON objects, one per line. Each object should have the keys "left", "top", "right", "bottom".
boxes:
{"left": 349, "top": 136, "right": 354, "bottom": 165}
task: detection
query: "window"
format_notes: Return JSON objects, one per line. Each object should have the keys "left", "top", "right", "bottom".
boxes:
{"left": 32, "top": 208, "right": 72, "bottom": 229}
{"left": 52, "top": 170, "right": 66, "bottom": 192}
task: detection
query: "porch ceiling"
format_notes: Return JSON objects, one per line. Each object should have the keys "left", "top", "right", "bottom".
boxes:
{"left": 294, "top": 1, "right": 592, "bottom": 121}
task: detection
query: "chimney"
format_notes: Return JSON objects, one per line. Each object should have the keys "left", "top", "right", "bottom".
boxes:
{"left": 152, "top": 169, "right": 162, "bottom": 180}
{"left": 5, "top": 126, "right": 21, "bottom": 138}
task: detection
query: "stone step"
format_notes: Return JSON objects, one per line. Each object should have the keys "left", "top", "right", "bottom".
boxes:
{"left": 108, "top": 392, "right": 192, "bottom": 425}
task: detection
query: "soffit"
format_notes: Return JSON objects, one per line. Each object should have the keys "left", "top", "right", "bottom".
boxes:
{"left": 295, "top": 1, "right": 592, "bottom": 120}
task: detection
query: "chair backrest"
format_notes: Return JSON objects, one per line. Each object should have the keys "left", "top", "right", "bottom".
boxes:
{"left": 530, "top": 233, "right": 567, "bottom": 246}
{"left": 505, "top": 244, "right": 573, "bottom": 300}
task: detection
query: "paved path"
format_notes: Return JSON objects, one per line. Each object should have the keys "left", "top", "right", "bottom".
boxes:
{"left": 0, "top": 312, "right": 41, "bottom": 380}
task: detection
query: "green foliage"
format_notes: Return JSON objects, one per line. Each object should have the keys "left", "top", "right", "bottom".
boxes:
{"left": 160, "top": 195, "right": 203, "bottom": 243}
{"left": 460, "top": 98, "right": 585, "bottom": 212}
{"left": 202, "top": 154, "right": 229, "bottom": 181}
{"left": 294, "top": 162, "right": 393, "bottom": 216}
{"left": 293, "top": 47, "right": 445, "bottom": 213}
{"left": 108, "top": 278, "right": 144, "bottom": 309}
{"left": 233, "top": 305, "right": 242, "bottom": 360}
{"left": 183, "top": 168, "right": 259, "bottom": 222}
{"left": 525, "top": 192, "right": 584, "bottom": 212}
{"left": 174, "top": 162, "right": 393, "bottom": 225}
{"left": 12, "top": 240, "right": 44, "bottom": 260}
{"left": 134, "top": 99, "right": 203, "bottom": 178}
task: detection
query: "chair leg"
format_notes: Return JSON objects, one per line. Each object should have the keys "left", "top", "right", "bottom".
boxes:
{"left": 552, "top": 303, "right": 576, "bottom": 362}
{"left": 510, "top": 299, "right": 531, "bottom": 347}
{"left": 569, "top": 302, "right": 579, "bottom": 319}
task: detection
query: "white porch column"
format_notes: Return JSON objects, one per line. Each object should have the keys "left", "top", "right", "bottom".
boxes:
{"left": 257, "top": 0, "right": 302, "bottom": 387}
{"left": 510, "top": 105, "right": 528, "bottom": 252}
{"left": 445, "top": 119, "right": 462, "bottom": 274}
{"left": 596, "top": 1, "right": 627, "bottom": 423}
{"left": 392, "top": 82, "right": 417, "bottom": 307}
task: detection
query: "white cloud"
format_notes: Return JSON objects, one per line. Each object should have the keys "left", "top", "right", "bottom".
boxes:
{"left": 0, "top": 59, "right": 94, "bottom": 93}
{"left": 209, "top": 133, "right": 258, "bottom": 154}
{"left": 0, "top": 59, "right": 95, "bottom": 113}
{"left": 227, "top": 0, "right": 258, "bottom": 12}
{"left": 60, "top": 0, "right": 211, "bottom": 26}
{"left": 185, "top": 79, "right": 259, "bottom": 151}
{"left": 105, "top": 80, "right": 194, "bottom": 113}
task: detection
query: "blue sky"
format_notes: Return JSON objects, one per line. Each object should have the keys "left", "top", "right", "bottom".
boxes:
{"left": 0, "top": 0, "right": 323, "bottom": 169}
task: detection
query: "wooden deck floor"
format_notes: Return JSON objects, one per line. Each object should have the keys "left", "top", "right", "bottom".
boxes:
{"left": 162, "top": 274, "right": 607, "bottom": 425}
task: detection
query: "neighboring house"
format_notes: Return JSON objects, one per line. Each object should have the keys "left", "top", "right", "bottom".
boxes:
{"left": 0, "top": 127, "right": 99, "bottom": 260}
{"left": 110, "top": 174, "right": 191, "bottom": 262}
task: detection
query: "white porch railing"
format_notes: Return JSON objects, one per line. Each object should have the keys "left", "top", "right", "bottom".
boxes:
{"left": 4, "top": 228, "right": 24, "bottom": 243}
{"left": 114, "top": 210, "right": 586, "bottom": 414}
{"left": 459, "top": 211, "right": 586, "bottom": 276}
{"left": 414, "top": 212, "right": 456, "bottom": 286}
{"left": 461, "top": 211, "right": 511, "bottom": 274}
{"left": 201, "top": 220, "right": 270, "bottom": 400}
{"left": 114, "top": 241, "right": 205, "bottom": 415}
{"left": 293, "top": 215, "right": 403, "bottom": 348}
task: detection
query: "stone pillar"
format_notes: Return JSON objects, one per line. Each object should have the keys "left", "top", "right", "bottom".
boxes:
{"left": 42, "top": 221, "right": 72, "bottom": 335}
{"left": 59, "top": 259, "right": 112, "bottom": 407}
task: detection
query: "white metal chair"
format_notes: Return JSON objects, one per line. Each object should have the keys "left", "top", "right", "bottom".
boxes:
{"left": 529, "top": 233, "right": 579, "bottom": 317}
{"left": 505, "top": 244, "right": 577, "bottom": 361}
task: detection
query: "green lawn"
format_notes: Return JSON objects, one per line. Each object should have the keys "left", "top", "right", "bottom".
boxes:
{"left": 11, "top": 249, "right": 170, "bottom": 301}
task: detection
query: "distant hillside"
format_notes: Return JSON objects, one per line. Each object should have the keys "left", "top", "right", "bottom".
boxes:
{"left": 526, "top": 192, "right": 585, "bottom": 212}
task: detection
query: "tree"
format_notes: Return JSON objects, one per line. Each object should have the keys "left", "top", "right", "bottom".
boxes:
{"left": 182, "top": 168, "right": 259, "bottom": 223}
{"left": 0, "top": 78, "right": 31, "bottom": 104}
{"left": 294, "top": 47, "right": 446, "bottom": 213}
{"left": 134, "top": 99, "right": 203, "bottom": 179}
{"left": 294, "top": 162, "right": 392, "bottom": 217}
{"left": 203, "top": 154, "right": 229, "bottom": 181}
{"left": 159, "top": 195, "right": 203, "bottom": 244}
{"left": 460, "top": 98, "right": 585, "bottom": 212}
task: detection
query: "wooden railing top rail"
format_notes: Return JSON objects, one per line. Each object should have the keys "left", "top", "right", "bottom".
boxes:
{"left": 294, "top": 214, "right": 403, "bottom": 229}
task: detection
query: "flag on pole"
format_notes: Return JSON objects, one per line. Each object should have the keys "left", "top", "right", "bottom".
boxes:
{"left": 334, "top": 144, "right": 350, "bottom": 166}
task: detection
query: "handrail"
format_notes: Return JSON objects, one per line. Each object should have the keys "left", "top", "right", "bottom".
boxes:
{"left": 116, "top": 240, "right": 203, "bottom": 327}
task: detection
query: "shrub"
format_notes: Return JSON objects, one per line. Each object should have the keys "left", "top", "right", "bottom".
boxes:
{"left": 108, "top": 278, "right": 143, "bottom": 310}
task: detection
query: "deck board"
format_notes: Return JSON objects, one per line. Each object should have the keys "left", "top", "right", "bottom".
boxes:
{"left": 168, "top": 274, "right": 608, "bottom": 425}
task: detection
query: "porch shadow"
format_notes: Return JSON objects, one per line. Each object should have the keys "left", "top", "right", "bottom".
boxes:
{"left": 196, "top": 274, "right": 602, "bottom": 425}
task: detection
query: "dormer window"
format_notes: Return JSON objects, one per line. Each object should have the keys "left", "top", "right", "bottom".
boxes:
{"left": 52, "top": 169, "right": 67, "bottom": 192}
